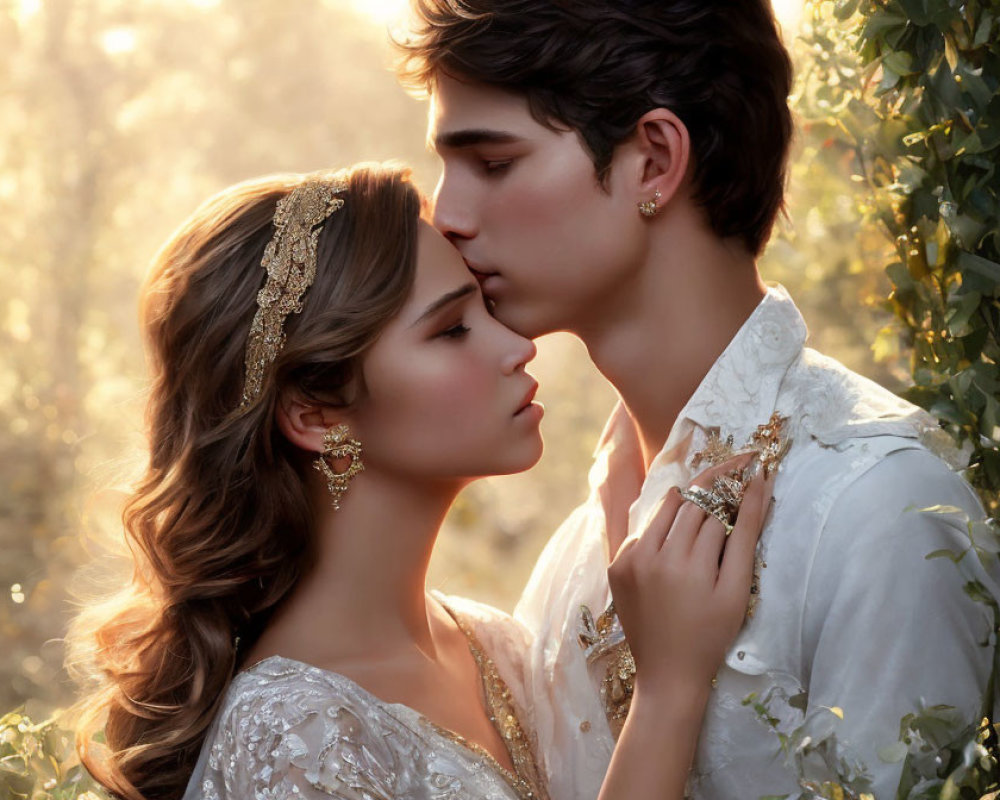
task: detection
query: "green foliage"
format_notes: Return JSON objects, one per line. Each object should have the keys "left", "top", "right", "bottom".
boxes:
{"left": 798, "top": 0, "right": 1000, "bottom": 515}
{"left": 0, "top": 711, "right": 103, "bottom": 800}
{"left": 743, "top": 687, "right": 875, "bottom": 799}
{"left": 748, "top": 506, "right": 1000, "bottom": 800}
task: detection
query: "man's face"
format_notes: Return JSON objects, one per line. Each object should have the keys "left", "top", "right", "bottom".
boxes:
{"left": 429, "top": 73, "right": 646, "bottom": 339}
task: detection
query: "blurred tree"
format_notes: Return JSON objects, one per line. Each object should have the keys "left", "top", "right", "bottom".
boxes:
{"left": 0, "top": 0, "right": 443, "bottom": 717}
{"left": 0, "top": 0, "right": 615, "bottom": 724}
{"left": 0, "top": 709, "right": 102, "bottom": 798}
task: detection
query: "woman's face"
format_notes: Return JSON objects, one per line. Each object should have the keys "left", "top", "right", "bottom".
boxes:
{"left": 350, "top": 222, "right": 543, "bottom": 482}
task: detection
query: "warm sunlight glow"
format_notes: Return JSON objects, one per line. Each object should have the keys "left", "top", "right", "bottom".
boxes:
{"left": 350, "top": 0, "right": 410, "bottom": 27}
{"left": 347, "top": 0, "right": 802, "bottom": 36}
{"left": 101, "top": 27, "right": 137, "bottom": 56}
{"left": 773, "top": 0, "right": 805, "bottom": 34}
{"left": 11, "top": 0, "right": 40, "bottom": 27}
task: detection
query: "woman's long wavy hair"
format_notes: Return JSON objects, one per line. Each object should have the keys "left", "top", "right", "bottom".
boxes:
{"left": 66, "top": 163, "right": 421, "bottom": 799}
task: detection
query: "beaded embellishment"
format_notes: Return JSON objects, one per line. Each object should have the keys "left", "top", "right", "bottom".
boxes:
{"left": 240, "top": 175, "right": 348, "bottom": 408}
{"left": 439, "top": 606, "right": 549, "bottom": 800}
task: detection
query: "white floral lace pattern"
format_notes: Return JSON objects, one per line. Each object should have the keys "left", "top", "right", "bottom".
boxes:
{"left": 183, "top": 597, "right": 539, "bottom": 800}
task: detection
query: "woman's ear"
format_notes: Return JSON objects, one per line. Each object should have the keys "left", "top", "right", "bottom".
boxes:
{"left": 633, "top": 107, "right": 691, "bottom": 209}
{"left": 274, "top": 393, "right": 347, "bottom": 454}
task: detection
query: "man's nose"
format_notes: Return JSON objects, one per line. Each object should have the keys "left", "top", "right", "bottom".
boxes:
{"left": 432, "top": 173, "right": 477, "bottom": 242}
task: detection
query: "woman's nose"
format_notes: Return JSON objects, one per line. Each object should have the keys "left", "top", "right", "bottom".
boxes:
{"left": 501, "top": 328, "right": 537, "bottom": 374}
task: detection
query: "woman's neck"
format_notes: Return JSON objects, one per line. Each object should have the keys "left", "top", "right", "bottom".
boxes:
{"left": 256, "top": 468, "right": 464, "bottom": 667}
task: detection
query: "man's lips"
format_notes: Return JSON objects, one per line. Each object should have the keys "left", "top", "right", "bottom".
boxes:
{"left": 465, "top": 261, "right": 498, "bottom": 284}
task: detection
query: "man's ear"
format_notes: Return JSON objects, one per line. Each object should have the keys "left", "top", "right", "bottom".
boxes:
{"left": 633, "top": 108, "right": 691, "bottom": 208}
{"left": 274, "top": 393, "right": 348, "bottom": 454}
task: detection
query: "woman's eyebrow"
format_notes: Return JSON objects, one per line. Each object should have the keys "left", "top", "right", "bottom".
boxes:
{"left": 411, "top": 283, "right": 478, "bottom": 326}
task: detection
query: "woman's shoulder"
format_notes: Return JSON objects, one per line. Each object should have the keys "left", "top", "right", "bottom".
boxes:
{"left": 219, "top": 654, "right": 366, "bottom": 723}
{"left": 432, "top": 591, "right": 525, "bottom": 634}
{"left": 433, "top": 591, "right": 535, "bottom": 714}
{"left": 433, "top": 592, "right": 532, "bottom": 658}
{"left": 185, "top": 656, "right": 413, "bottom": 799}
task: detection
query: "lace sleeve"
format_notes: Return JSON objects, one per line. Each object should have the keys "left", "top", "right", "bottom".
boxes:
{"left": 188, "top": 662, "right": 407, "bottom": 800}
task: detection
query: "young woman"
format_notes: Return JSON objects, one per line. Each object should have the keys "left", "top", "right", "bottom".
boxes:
{"left": 69, "top": 164, "right": 770, "bottom": 800}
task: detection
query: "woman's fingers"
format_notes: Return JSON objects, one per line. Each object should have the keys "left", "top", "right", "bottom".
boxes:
{"left": 718, "top": 471, "right": 773, "bottom": 592}
{"left": 633, "top": 487, "right": 685, "bottom": 554}
{"left": 666, "top": 497, "right": 712, "bottom": 553}
{"left": 690, "top": 512, "right": 729, "bottom": 573}
{"left": 669, "top": 452, "right": 757, "bottom": 554}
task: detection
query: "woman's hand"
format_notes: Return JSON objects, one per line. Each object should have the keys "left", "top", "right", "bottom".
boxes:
{"left": 607, "top": 455, "right": 774, "bottom": 695}
{"left": 598, "top": 456, "right": 774, "bottom": 800}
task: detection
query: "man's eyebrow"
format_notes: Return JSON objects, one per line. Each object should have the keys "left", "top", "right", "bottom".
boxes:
{"left": 411, "top": 283, "right": 478, "bottom": 326}
{"left": 431, "top": 129, "right": 523, "bottom": 150}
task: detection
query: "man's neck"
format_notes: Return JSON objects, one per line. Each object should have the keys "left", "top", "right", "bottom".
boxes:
{"left": 579, "top": 231, "right": 766, "bottom": 467}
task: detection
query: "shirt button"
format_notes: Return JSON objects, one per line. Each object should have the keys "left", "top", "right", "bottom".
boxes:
{"left": 580, "top": 720, "right": 591, "bottom": 733}
{"left": 737, "top": 650, "right": 746, "bottom": 660}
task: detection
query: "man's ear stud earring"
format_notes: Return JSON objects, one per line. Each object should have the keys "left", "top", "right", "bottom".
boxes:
{"left": 638, "top": 189, "right": 662, "bottom": 218}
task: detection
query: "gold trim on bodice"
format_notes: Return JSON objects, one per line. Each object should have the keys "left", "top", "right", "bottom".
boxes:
{"left": 437, "top": 602, "right": 550, "bottom": 800}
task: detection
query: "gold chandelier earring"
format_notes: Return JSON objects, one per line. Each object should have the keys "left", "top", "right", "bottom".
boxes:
{"left": 313, "top": 423, "right": 364, "bottom": 510}
{"left": 638, "top": 189, "right": 662, "bottom": 218}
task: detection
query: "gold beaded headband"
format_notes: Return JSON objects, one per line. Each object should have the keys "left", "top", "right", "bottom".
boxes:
{"left": 240, "top": 175, "right": 349, "bottom": 408}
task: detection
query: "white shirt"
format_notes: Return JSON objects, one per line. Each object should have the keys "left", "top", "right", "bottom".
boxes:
{"left": 515, "top": 286, "right": 993, "bottom": 800}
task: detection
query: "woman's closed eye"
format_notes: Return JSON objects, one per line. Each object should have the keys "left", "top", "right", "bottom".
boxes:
{"left": 437, "top": 321, "right": 471, "bottom": 340}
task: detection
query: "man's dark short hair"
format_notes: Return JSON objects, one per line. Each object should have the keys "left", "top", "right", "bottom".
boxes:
{"left": 399, "top": 0, "right": 794, "bottom": 256}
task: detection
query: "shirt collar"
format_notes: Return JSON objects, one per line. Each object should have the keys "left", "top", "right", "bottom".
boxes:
{"left": 590, "top": 284, "right": 806, "bottom": 488}
{"left": 653, "top": 284, "right": 805, "bottom": 470}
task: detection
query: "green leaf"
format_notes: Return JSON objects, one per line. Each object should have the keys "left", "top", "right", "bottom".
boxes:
{"left": 879, "top": 741, "right": 910, "bottom": 763}
{"left": 925, "top": 548, "right": 963, "bottom": 562}
{"left": 834, "top": 0, "right": 860, "bottom": 20}
{"left": 943, "top": 34, "right": 959, "bottom": 72}
{"left": 917, "top": 504, "right": 966, "bottom": 515}
{"left": 973, "top": 12, "right": 994, "bottom": 47}
{"left": 958, "top": 252, "right": 1000, "bottom": 283}
{"left": 883, "top": 50, "right": 916, "bottom": 76}
{"left": 946, "top": 292, "right": 981, "bottom": 337}
{"left": 964, "top": 580, "right": 994, "bottom": 605}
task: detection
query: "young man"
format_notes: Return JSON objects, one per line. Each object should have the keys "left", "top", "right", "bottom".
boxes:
{"left": 399, "top": 2, "right": 994, "bottom": 797}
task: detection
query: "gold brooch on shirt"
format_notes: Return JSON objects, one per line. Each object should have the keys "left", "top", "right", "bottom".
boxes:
{"left": 691, "top": 412, "right": 789, "bottom": 619}
{"left": 692, "top": 411, "right": 791, "bottom": 478}
{"left": 578, "top": 602, "right": 635, "bottom": 738}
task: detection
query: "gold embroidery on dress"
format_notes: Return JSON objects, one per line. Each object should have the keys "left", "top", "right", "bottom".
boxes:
{"left": 439, "top": 606, "right": 549, "bottom": 800}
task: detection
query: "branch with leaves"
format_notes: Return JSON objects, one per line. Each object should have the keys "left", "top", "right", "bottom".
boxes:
{"left": 797, "top": 0, "right": 1000, "bottom": 516}
{"left": 747, "top": 505, "right": 1000, "bottom": 800}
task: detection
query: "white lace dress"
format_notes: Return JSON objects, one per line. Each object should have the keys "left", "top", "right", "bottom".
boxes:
{"left": 182, "top": 595, "right": 547, "bottom": 800}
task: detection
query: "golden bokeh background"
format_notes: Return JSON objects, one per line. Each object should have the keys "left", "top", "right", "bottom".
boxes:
{"left": 0, "top": 0, "right": 903, "bottom": 720}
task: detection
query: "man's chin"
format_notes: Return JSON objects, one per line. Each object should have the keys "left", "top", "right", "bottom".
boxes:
{"left": 491, "top": 301, "right": 554, "bottom": 340}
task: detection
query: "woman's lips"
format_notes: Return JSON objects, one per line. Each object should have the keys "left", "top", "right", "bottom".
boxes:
{"left": 515, "top": 382, "right": 539, "bottom": 415}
